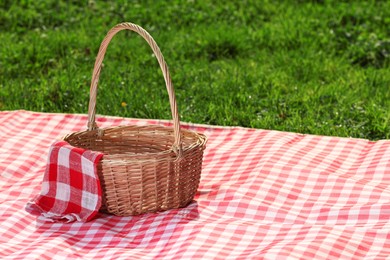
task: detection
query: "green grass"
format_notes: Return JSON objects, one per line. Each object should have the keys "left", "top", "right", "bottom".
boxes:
{"left": 1, "top": 0, "right": 389, "bottom": 140}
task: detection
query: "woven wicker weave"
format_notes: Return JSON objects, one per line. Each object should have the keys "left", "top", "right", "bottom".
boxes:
{"left": 63, "top": 22, "right": 207, "bottom": 216}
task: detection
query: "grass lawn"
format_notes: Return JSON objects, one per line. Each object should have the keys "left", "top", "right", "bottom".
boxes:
{"left": 1, "top": 0, "right": 389, "bottom": 140}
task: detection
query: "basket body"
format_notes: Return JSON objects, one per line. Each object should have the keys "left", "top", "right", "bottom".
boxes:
{"left": 64, "top": 125, "right": 206, "bottom": 216}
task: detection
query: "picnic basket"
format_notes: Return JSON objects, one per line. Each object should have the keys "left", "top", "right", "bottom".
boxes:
{"left": 63, "top": 22, "right": 207, "bottom": 216}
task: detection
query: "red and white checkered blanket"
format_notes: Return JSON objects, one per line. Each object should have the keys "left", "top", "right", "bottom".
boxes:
{"left": 1, "top": 110, "right": 390, "bottom": 259}
{"left": 26, "top": 141, "right": 103, "bottom": 222}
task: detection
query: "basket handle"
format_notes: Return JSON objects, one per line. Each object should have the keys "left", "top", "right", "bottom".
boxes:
{"left": 87, "top": 22, "right": 182, "bottom": 155}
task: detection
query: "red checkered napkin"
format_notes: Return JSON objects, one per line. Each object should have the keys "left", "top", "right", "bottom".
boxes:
{"left": 26, "top": 141, "right": 104, "bottom": 223}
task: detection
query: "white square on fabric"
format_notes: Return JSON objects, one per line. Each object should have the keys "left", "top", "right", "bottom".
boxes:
{"left": 81, "top": 191, "right": 99, "bottom": 210}
{"left": 81, "top": 156, "right": 95, "bottom": 178}
{"left": 58, "top": 147, "right": 71, "bottom": 167}
{"left": 41, "top": 181, "right": 50, "bottom": 195}
{"left": 56, "top": 182, "right": 71, "bottom": 201}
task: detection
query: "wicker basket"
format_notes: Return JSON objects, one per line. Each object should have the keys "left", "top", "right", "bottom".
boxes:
{"left": 63, "top": 22, "right": 207, "bottom": 216}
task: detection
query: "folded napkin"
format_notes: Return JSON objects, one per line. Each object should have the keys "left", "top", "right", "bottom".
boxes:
{"left": 26, "top": 141, "right": 103, "bottom": 223}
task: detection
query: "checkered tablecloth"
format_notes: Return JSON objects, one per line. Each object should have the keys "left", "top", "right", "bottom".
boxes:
{"left": 26, "top": 140, "right": 104, "bottom": 223}
{"left": 1, "top": 110, "right": 390, "bottom": 259}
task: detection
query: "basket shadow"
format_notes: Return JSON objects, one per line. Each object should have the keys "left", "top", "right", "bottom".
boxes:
{"left": 98, "top": 200, "right": 200, "bottom": 223}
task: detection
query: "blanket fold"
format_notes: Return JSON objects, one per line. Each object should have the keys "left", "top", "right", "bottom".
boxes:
{"left": 26, "top": 141, "right": 103, "bottom": 222}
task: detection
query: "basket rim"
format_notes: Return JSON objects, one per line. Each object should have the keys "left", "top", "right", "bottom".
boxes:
{"left": 63, "top": 124, "right": 207, "bottom": 161}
